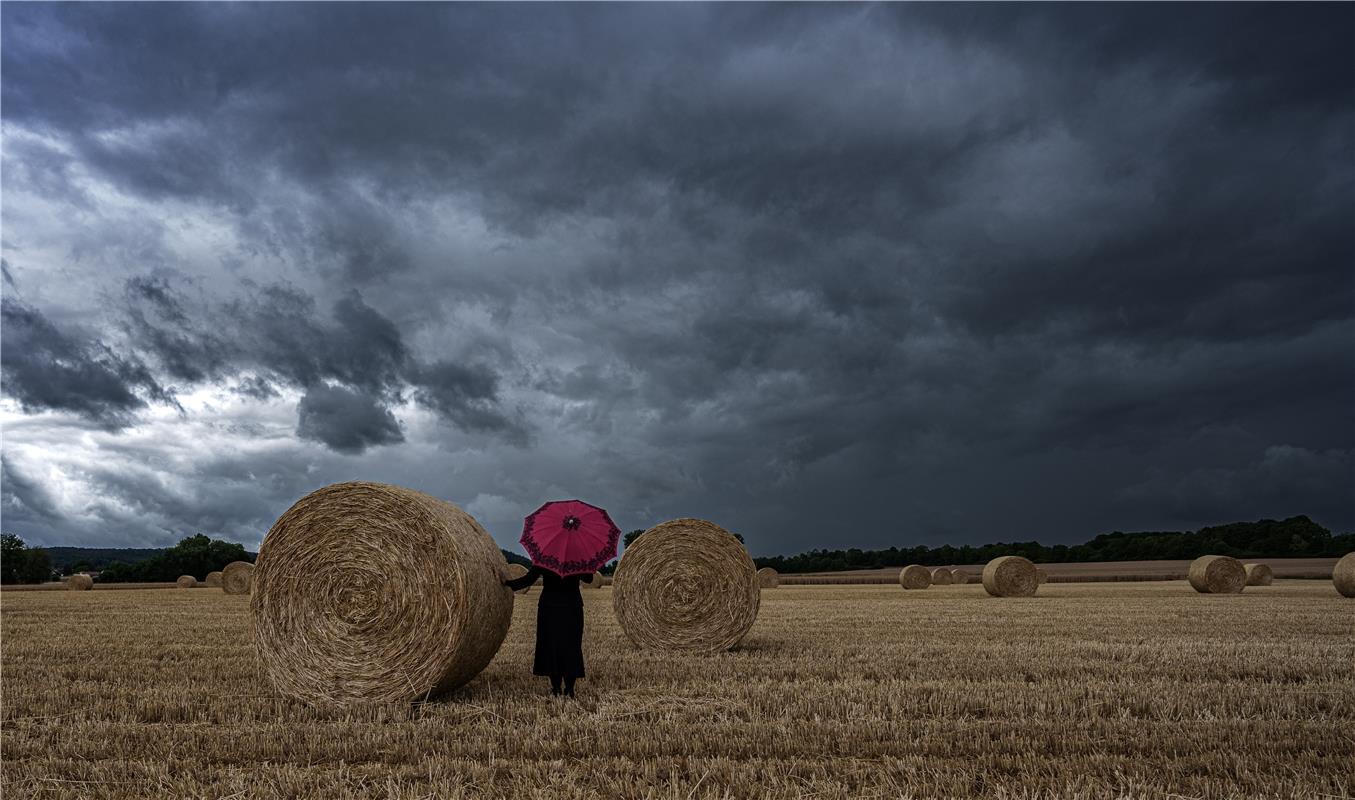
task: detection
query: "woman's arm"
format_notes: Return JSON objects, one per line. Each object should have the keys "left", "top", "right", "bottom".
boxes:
{"left": 503, "top": 566, "right": 540, "bottom": 591}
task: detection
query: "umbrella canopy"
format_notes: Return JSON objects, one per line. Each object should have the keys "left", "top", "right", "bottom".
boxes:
{"left": 520, "top": 499, "right": 620, "bottom": 576}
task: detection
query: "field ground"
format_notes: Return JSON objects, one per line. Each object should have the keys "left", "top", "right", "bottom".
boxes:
{"left": 2, "top": 582, "right": 1352, "bottom": 799}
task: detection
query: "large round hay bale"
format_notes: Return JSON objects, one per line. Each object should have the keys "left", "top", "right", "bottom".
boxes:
{"left": 1244, "top": 563, "right": 1273, "bottom": 586}
{"left": 757, "top": 567, "right": 779, "bottom": 589}
{"left": 252, "top": 481, "right": 514, "bottom": 704}
{"left": 1036, "top": 568, "right": 1048, "bottom": 585}
{"left": 1188, "top": 555, "right": 1247, "bottom": 594}
{"left": 611, "top": 518, "right": 759, "bottom": 652}
{"left": 950, "top": 569, "right": 970, "bottom": 585}
{"left": 67, "top": 574, "right": 93, "bottom": 591}
{"left": 930, "top": 568, "right": 953, "bottom": 585}
{"left": 898, "top": 565, "right": 931, "bottom": 589}
{"left": 204, "top": 571, "right": 223, "bottom": 588}
{"left": 982, "top": 556, "right": 1038, "bottom": 597}
{"left": 506, "top": 563, "right": 532, "bottom": 594}
{"left": 1333, "top": 552, "right": 1355, "bottom": 598}
{"left": 176, "top": 575, "right": 197, "bottom": 589}
{"left": 221, "top": 561, "right": 255, "bottom": 595}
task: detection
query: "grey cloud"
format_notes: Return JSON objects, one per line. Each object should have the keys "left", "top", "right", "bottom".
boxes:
{"left": 1, "top": 258, "right": 15, "bottom": 289}
{"left": 1, "top": 4, "right": 1351, "bottom": 550}
{"left": 295, "top": 384, "right": 404, "bottom": 454}
{"left": 0, "top": 298, "right": 178, "bottom": 429}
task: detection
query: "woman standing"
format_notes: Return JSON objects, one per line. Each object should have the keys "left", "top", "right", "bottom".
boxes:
{"left": 504, "top": 566, "right": 593, "bottom": 696}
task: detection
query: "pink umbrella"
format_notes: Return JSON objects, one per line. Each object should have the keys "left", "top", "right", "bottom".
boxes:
{"left": 520, "top": 499, "right": 620, "bottom": 576}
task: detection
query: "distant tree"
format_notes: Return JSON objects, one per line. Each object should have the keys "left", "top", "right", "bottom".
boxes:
{"left": 19, "top": 548, "right": 52, "bottom": 584}
{"left": 98, "top": 534, "right": 251, "bottom": 583}
{"left": 1, "top": 534, "right": 25, "bottom": 584}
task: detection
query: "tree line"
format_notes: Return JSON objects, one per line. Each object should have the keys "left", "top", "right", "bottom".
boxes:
{"left": 752, "top": 515, "right": 1353, "bottom": 573}
{"left": 1, "top": 534, "right": 53, "bottom": 584}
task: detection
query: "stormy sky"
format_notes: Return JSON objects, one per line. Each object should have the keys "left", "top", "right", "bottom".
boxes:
{"left": 2, "top": 3, "right": 1352, "bottom": 555}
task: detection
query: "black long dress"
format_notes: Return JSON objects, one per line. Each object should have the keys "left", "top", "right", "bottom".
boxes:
{"left": 505, "top": 566, "right": 592, "bottom": 679}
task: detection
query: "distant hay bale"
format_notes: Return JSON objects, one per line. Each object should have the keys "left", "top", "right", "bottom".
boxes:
{"left": 67, "top": 574, "right": 93, "bottom": 591}
{"left": 612, "top": 518, "right": 759, "bottom": 652}
{"left": 898, "top": 565, "right": 931, "bottom": 590}
{"left": 586, "top": 571, "right": 605, "bottom": 588}
{"left": 205, "top": 571, "right": 223, "bottom": 588}
{"left": 982, "top": 556, "right": 1039, "bottom": 597}
{"left": 506, "top": 563, "right": 532, "bottom": 594}
{"left": 176, "top": 575, "right": 197, "bottom": 589}
{"left": 1334, "top": 552, "right": 1355, "bottom": 598}
{"left": 1188, "top": 555, "right": 1247, "bottom": 594}
{"left": 930, "top": 568, "right": 953, "bottom": 585}
{"left": 1244, "top": 563, "right": 1273, "bottom": 586}
{"left": 1036, "top": 568, "right": 1048, "bottom": 585}
{"left": 221, "top": 561, "right": 255, "bottom": 595}
{"left": 757, "top": 567, "right": 779, "bottom": 589}
{"left": 950, "top": 569, "right": 970, "bottom": 585}
{"left": 252, "top": 481, "right": 514, "bottom": 704}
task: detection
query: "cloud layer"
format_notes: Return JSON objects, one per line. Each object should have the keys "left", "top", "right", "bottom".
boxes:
{"left": 2, "top": 4, "right": 1352, "bottom": 552}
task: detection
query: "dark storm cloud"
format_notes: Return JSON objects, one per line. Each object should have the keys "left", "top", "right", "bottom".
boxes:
{"left": 295, "top": 384, "right": 404, "bottom": 454}
{"left": 0, "top": 298, "right": 178, "bottom": 429}
{"left": 1, "top": 3, "right": 1351, "bottom": 549}
{"left": 118, "top": 275, "right": 523, "bottom": 445}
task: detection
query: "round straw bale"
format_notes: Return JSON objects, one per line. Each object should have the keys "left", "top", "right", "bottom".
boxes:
{"left": 1243, "top": 562, "right": 1273, "bottom": 586}
{"left": 506, "top": 563, "right": 532, "bottom": 594}
{"left": 1333, "top": 552, "right": 1355, "bottom": 598}
{"left": 1036, "top": 568, "right": 1048, "bottom": 585}
{"left": 204, "top": 571, "right": 223, "bottom": 588}
{"left": 1188, "top": 554, "right": 1247, "bottom": 594}
{"left": 898, "top": 565, "right": 931, "bottom": 589}
{"left": 176, "top": 575, "right": 197, "bottom": 589}
{"left": 982, "top": 556, "right": 1039, "bottom": 597}
{"left": 757, "top": 567, "right": 779, "bottom": 589}
{"left": 221, "top": 561, "right": 255, "bottom": 595}
{"left": 611, "top": 518, "right": 759, "bottom": 652}
{"left": 252, "top": 481, "right": 514, "bottom": 704}
{"left": 950, "top": 569, "right": 970, "bottom": 585}
{"left": 67, "top": 574, "right": 93, "bottom": 591}
{"left": 930, "top": 568, "right": 953, "bottom": 585}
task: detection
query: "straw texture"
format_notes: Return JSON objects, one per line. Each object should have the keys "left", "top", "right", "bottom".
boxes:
{"left": 982, "top": 556, "right": 1039, "bottom": 597}
{"left": 1244, "top": 563, "right": 1273, "bottom": 586}
{"left": 1333, "top": 552, "right": 1355, "bottom": 598}
{"left": 1036, "top": 568, "right": 1048, "bottom": 585}
{"left": 585, "top": 571, "right": 604, "bottom": 589}
{"left": 930, "top": 568, "right": 953, "bottom": 586}
{"left": 1188, "top": 555, "right": 1246, "bottom": 594}
{"left": 950, "top": 569, "right": 970, "bottom": 585}
{"left": 506, "top": 563, "right": 532, "bottom": 595}
{"left": 222, "top": 561, "right": 254, "bottom": 595}
{"left": 757, "top": 567, "right": 780, "bottom": 589}
{"left": 176, "top": 575, "right": 197, "bottom": 589}
{"left": 205, "top": 571, "right": 223, "bottom": 588}
{"left": 67, "top": 574, "right": 93, "bottom": 591}
{"left": 251, "top": 481, "right": 514, "bottom": 704}
{"left": 611, "top": 518, "right": 759, "bottom": 652}
{"left": 898, "top": 565, "right": 931, "bottom": 590}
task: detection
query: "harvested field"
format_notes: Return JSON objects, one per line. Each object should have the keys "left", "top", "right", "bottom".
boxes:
{"left": 2, "top": 582, "right": 1351, "bottom": 799}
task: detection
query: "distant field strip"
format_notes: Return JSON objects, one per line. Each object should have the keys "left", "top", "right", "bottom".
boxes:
{"left": 780, "top": 557, "right": 1340, "bottom": 584}
{"left": 2, "top": 582, "right": 1351, "bottom": 799}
